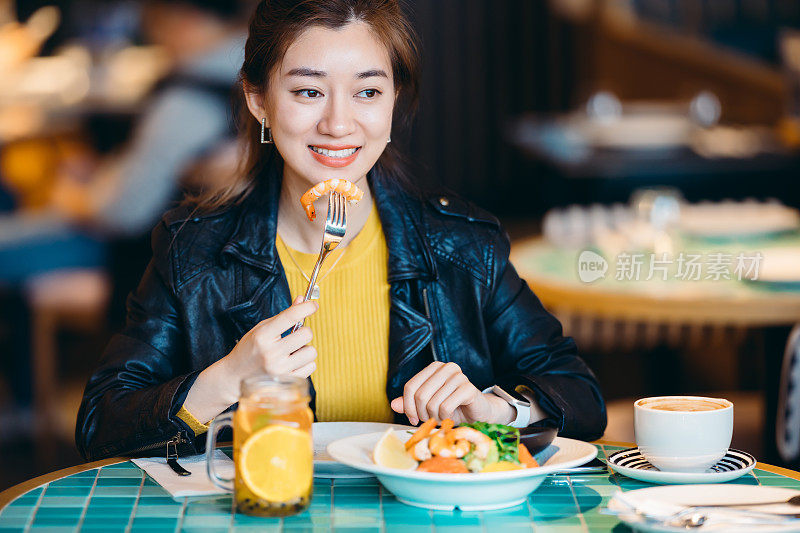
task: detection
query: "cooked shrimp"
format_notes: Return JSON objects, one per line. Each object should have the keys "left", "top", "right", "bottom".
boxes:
{"left": 428, "top": 419, "right": 454, "bottom": 455}
{"left": 411, "top": 438, "right": 432, "bottom": 461}
{"left": 434, "top": 438, "right": 470, "bottom": 459}
{"left": 299, "top": 178, "right": 364, "bottom": 221}
{"left": 404, "top": 418, "right": 437, "bottom": 451}
{"left": 428, "top": 419, "right": 470, "bottom": 458}
{"left": 450, "top": 427, "right": 493, "bottom": 459}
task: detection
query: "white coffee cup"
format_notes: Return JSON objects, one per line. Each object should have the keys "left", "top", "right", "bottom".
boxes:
{"left": 634, "top": 396, "right": 733, "bottom": 472}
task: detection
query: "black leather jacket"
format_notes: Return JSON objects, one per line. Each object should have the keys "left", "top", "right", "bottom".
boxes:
{"left": 76, "top": 165, "right": 607, "bottom": 460}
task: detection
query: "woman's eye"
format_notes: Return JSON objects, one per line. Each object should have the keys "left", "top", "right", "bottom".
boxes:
{"left": 294, "top": 89, "right": 322, "bottom": 98}
{"left": 357, "top": 89, "right": 381, "bottom": 98}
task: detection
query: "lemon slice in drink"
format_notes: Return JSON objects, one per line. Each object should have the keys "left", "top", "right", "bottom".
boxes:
{"left": 239, "top": 425, "right": 313, "bottom": 502}
{"left": 373, "top": 429, "right": 417, "bottom": 470}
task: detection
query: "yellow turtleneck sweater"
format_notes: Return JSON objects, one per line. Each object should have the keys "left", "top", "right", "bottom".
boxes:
{"left": 276, "top": 201, "right": 393, "bottom": 423}
{"left": 176, "top": 201, "right": 394, "bottom": 435}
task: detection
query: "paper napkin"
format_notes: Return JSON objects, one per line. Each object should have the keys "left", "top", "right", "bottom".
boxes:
{"left": 132, "top": 450, "right": 234, "bottom": 499}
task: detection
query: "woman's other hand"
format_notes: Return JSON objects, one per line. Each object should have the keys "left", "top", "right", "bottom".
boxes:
{"left": 390, "top": 362, "right": 515, "bottom": 426}
{"left": 184, "top": 296, "right": 318, "bottom": 422}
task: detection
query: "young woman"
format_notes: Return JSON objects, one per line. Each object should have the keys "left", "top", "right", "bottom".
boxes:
{"left": 77, "top": 0, "right": 606, "bottom": 460}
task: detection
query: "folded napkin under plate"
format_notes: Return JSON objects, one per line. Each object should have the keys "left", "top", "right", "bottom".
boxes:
{"left": 132, "top": 450, "right": 234, "bottom": 499}
{"left": 606, "top": 485, "right": 800, "bottom": 532}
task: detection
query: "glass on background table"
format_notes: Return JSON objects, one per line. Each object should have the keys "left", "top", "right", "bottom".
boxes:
{"left": 3, "top": 440, "right": 800, "bottom": 532}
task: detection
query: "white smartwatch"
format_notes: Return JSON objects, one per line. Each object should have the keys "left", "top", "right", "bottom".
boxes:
{"left": 483, "top": 385, "right": 531, "bottom": 428}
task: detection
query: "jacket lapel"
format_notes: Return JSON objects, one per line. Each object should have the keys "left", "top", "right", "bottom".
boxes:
{"left": 221, "top": 155, "right": 290, "bottom": 338}
{"left": 371, "top": 171, "right": 440, "bottom": 401}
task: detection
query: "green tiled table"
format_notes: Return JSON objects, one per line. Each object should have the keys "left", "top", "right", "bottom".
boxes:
{"left": 3, "top": 442, "right": 800, "bottom": 532}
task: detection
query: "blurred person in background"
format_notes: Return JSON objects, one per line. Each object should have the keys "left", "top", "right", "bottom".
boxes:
{"left": 0, "top": 0, "right": 248, "bottom": 425}
{"left": 0, "top": 0, "right": 248, "bottom": 285}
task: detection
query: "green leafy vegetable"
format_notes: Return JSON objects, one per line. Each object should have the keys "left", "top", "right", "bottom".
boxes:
{"left": 461, "top": 422, "right": 520, "bottom": 463}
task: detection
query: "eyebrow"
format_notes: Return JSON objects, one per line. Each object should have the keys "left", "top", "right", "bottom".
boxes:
{"left": 285, "top": 67, "right": 389, "bottom": 79}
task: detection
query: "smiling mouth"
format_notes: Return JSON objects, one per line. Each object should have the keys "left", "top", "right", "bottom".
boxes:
{"left": 309, "top": 146, "right": 361, "bottom": 158}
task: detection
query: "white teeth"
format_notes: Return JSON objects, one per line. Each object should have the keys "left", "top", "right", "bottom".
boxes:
{"left": 310, "top": 146, "right": 358, "bottom": 158}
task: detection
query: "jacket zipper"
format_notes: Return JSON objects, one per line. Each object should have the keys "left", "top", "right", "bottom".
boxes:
{"left": 422, "top": 287, "right": 439, "bottom": 362}
{"left": 125, "top": 431, "right": 189, "bottom": 456}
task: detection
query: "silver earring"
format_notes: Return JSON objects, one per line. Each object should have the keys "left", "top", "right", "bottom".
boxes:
{"left": 261, "top": 118, "right": 273, "bottom": 144}
{"left": 387, "top": 135, "right": 391, "bottom": 143}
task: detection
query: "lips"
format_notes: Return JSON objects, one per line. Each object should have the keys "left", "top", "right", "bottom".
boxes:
{"left": 308, "top": 145, "right": 361, "bottom": 168}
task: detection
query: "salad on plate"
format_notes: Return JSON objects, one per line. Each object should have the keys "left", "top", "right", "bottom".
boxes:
{"left": 373, "top": 418, "right": 538, "bottom": 474}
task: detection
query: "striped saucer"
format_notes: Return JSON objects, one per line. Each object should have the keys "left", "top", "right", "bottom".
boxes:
{"left": 606, "top": 448, "right": 756, "bottom": 484}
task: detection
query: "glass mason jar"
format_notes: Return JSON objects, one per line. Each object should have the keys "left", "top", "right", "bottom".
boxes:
{"left": 206, "top": 375, "right": 313, "bottom": 516}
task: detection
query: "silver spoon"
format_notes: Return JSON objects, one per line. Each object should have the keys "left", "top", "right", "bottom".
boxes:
{"left": 667, "top": 507, "right": 800, "bottom": 529}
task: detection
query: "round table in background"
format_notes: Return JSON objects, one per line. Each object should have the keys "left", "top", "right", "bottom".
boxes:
{"left": 510, "top": 237, "right": 800, "bottom": 466}
{"left": 510, "top": 237, "right": 800, "bottom": 327}
{"left": 2, "top": 440, "right": 800, "bottom": 532}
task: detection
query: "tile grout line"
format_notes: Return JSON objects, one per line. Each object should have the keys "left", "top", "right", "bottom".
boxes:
{"left": 566, "top": 475, "right": 590, "bottom": 533}
{"left": 22, "top": 483, "right": 47, "bottom": 533}
{"left": 377, "top": 482, "right": 385, "bottom": 533}
{"left": 74, "top": 467, "right": 102, "bottom": 532}
{"left": 601, "top": 444, "right": 625, "bottom": 492}
{"left": 527, "top": 481, "right": 536, "bottom": 533}
{"left": 123, "top": 470, "right": 146, "bottom": 533}
{"left": 329, "top": 478, "right": 335, "bottom": 531}
{"left": 227, "top": 490, "right": 236, "bottom": 533}
{"left": 173, "top": 497, "right": 188, "bottom": 533}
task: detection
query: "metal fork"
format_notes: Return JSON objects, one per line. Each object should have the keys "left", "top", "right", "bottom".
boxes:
{"left": 290, "top": 192, "right": 346, "bottom": 332}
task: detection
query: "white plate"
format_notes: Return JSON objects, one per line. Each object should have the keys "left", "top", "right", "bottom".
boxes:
{"left": 608, "top": 485, "right": 800, "bottom": 532}
{"left": 327, "top": 432, "right": 596, "bottom": 511}
{"left": 607, "top": 448, "right": 756, "bottom": 484}
{"left": 313, "top": 422, "right": 414, "bottom": 478}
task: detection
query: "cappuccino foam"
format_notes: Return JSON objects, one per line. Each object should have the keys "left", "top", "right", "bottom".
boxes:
{"left": 639, "top": 398, "right": 728, "bottom": 412}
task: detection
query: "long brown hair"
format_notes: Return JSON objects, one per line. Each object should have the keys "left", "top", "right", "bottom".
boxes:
{"left": 194, "top": 0, "right": 421, "bottom": 211}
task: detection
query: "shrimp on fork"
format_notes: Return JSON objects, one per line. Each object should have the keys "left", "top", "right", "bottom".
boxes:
{"left": 300, "top": 178, "right": 364, "bottom": 221}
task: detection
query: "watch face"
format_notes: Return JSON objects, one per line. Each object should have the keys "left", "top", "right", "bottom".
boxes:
{"left": 493, "top": 385, "right": 530, "bottom": 406}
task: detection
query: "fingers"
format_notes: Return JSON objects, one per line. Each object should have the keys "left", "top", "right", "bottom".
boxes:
{"left": 413, "top": 363, "right": 462, "bottom": 422}
{"left": 260, "top": 299, "right": 318, "bottom": 338}
{"left": 390, "top": 397, "right": 404, "bottom": 414}
{"left": 401, "top": 362, "right": 445, "bottom": 425}
{"left": 439, "top": 382, "right": 478, "bottom": 419}
{"left": 276, "top": 326, "right": 313, "bottom": 354}
{"left": 428, "top": 372, "right": 469, "bottom": 420}
{"left": 290, "top": 360, "right": 317, "bottom": 378}
{"left": 287, "top": 345, "right": 317, "bottom": 372}
{"left": 266, "top": 340, "right": 316, "bottom": 376}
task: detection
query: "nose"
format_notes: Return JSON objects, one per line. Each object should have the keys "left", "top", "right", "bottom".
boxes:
{"left": 317, "top": 93, "right": 356, "bottom": 137}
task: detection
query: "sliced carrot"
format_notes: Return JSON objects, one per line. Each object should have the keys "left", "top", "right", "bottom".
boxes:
{"left": 439, "top": 418, "right": 454, "bottom": 433}
{"left": 417, "top": 456, "right": 469, "bottom": 473}
{"left": 404, "top": 418, "right": 437, "bottom": 451}
{"left": 518, "top": 444, "right": 538, "bottom": 468}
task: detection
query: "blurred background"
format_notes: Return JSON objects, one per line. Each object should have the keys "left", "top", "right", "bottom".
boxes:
{"left": 3, "top": 0, "right": 800, "bottom": 490}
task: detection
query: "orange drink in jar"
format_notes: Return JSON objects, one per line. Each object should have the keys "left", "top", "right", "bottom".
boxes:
{"left": 206, "top": 376, "right": 313, "bottom": 516}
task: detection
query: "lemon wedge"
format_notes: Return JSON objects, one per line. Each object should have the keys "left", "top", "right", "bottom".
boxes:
{"left": 239, "top": 425, "right": 313, "bottom": 502}
{"left": 373, "top": 429, "right": 417, "bottom": 470}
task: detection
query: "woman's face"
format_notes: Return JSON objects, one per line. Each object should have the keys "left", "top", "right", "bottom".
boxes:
{"left": 246, "top": 21, "right": 395, "bottom": 188}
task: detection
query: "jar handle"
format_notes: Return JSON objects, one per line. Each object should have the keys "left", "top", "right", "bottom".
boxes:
{"left": 205, "top": 412, "right": 234, "bottom": 492}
